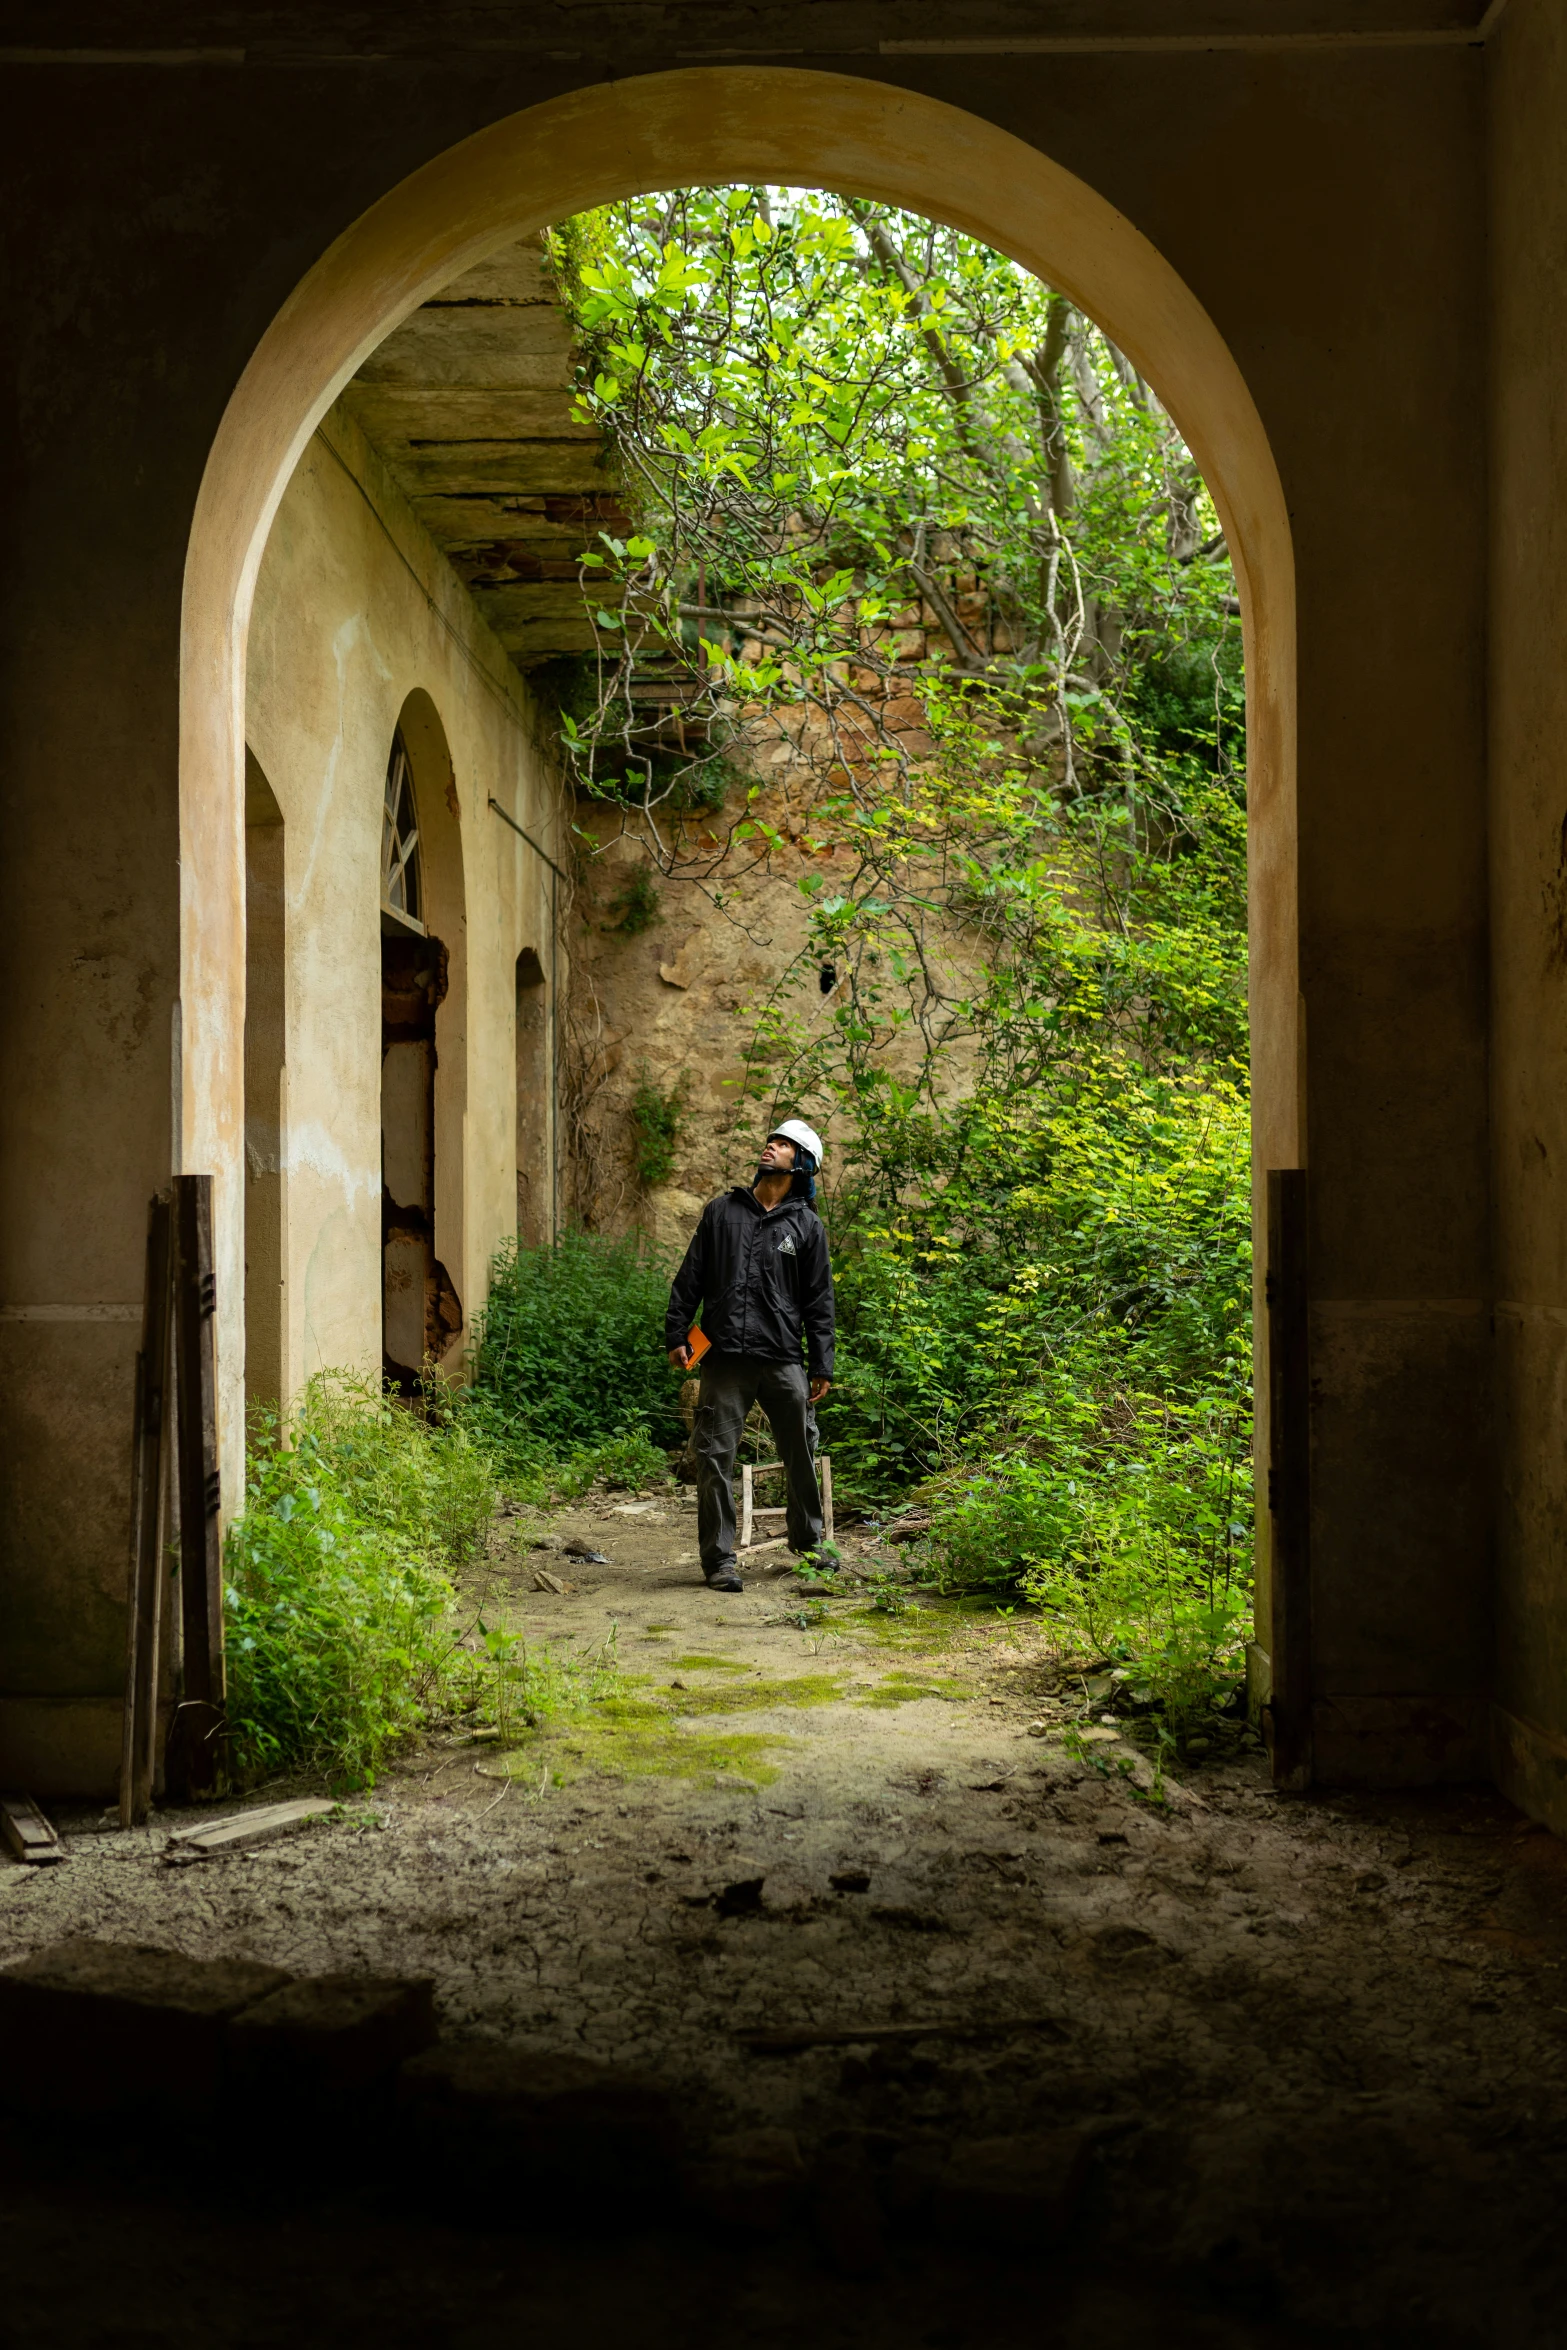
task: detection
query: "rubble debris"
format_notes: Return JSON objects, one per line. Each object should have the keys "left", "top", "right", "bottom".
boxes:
{"left": 398, "top": 2041, "right": 680, "bottom": 2205}
{"left": 813, "top": 2139, "right": 885, "bottom": 2275}
{"left": 687, "top": 1874, "right": 768, "bottom": 1917}
{"left": 165, "top": 1795, "right": 340, "bottom": 1858}
{"left": 684, "top": 2126, "right": 807, "bottom": 2233}
{"left": 0, "top": 1792, "right": 66, "bottom": 1865}
{"left": 937, "top": 2129, "right": 1090, "bottom": 2246}
{"left": 562, "top": 1540, "right": 609, "bottom": 1563}
{"left": 229, "top": 1973, "right": 437, "bottom": 2106}
{"left": 0, "top": 1936, "right": 291, "bottom": 2120}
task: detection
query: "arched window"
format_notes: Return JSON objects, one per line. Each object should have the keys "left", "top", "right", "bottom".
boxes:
{"left": 381, "top": 728, "right": 424, "bottom": 931}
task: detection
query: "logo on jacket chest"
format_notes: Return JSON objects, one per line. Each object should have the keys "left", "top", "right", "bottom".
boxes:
{"left": 775, "top": 1233, "right": 797, "bottom": 1255}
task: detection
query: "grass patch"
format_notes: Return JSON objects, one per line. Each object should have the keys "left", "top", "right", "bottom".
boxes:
{"left": 667, "top": 1654, "right": 754, "bottom": 1674}
{"left": 856, "top": 1670, "right": 971, "bottom": 1708}
{"left": 659, "top": 1674, "right": 843, "bottom": 1717}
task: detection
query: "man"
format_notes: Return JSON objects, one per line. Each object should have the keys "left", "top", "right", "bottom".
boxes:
{"left": 666, "top": 1118, "right": 834, "bottom": 1593}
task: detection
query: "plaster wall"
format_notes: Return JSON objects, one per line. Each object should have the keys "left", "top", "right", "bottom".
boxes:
{"left": 245, "top": 403, "right": 561, "bottom": 1405}
{"left": 1487, "top": 0, "right": 1567, "bottom": 1832}
{"left": 0, "top": 24, "right": 1497, "bottom": 1793}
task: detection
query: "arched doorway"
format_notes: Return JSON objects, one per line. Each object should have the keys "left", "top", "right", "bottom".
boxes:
{"left": 179, "top": 66, "right": 1296, "bottom": 1617}
{"left": 379, "top": 694, "right": 468, "bottom": 1389}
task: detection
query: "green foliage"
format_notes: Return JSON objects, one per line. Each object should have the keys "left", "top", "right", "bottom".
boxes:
{"left": 628, "top": 1064, "right": 687, "bottom": 1188}
{"left": 543, "top": 187, "right": 1255, "bottom": 1732}
{"left": 223, "top": 1376, "right": 495, "bottom": 1789}
{"left": 466, "top": 1232, "right": 684, "bottom": 1470}
{"left": 464, "top": 1620, "right": 624, "bottom": 1751}
{"left": 548, "top": 1425, "right": 673, "bottom": 1499}
{"left": 550, "top": 187, "right": 1240, "bottom": 827}
{"left": 605, "top": 862, "right": 662, "bottom": 934}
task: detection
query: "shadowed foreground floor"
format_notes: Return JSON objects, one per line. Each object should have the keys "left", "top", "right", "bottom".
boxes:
{"left": 4, "top": 1490, "right": 1566, "bottom": 2345}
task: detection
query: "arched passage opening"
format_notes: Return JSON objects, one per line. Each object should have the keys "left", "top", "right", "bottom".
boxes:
{"left": 380, "top": 690, "right": 468, "bottom": 1390}
{"left": 181, "top": 64, "right": 1295, "bottom": 1677}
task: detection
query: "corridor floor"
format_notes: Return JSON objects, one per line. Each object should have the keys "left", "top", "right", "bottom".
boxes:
{"left": 5, "top": 1490, "right": 1567, "bottom": 2346}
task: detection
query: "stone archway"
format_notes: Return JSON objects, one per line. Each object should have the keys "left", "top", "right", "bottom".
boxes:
{"left": 179, "top": 64, "right": 1296, "bottom": 1563}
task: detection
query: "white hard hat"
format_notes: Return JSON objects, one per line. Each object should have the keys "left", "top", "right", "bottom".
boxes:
{"left": 770, "top": 1116, "right": 824, "bottom": 1166}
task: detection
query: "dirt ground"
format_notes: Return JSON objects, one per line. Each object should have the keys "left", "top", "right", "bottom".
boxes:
{"left": 6, "top": 1491, "right": 1567, "bottom": 2347}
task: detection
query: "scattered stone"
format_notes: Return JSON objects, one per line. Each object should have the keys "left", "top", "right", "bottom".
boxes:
{"left": 938, "top": 2129, "right": 1090, "bottom": 2247}
{"left": 532, "top": 1567, "right": 568, "bottom": 1593}
{"left": 227, "top": 1973, "right": 437, "bottom": 2106}
{"left": 870, "top": 1905, "right": 952, "bottom": 1933}
{"left": 813, "top": 2140, "right": 885, "bottom": 2275}
{"left": 398, "top": 2041, "right": 680, "bottom": 2202}
{"left": 684, "top": 2126, "right": 807, "bottom": 2233}
{"left": 1087, "top": 1923, "right": 1176, "bottom": 1970}
{"left": 562, "top": 1540, "right": 609, "bottom": 1563}
{"left": 0, "top": 1937, "right": 291, "bottom": 2121}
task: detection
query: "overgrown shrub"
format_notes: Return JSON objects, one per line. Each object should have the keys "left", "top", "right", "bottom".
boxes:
{"left": 629, "top": 1065, "right": 686, "bottom": 1188}
{"left": 924, "top": 1376, "right": 1251, "bottom": 1730}
{"left": 466, "top": 1231, "right": 683, "bottom": 1471}
{"left": 223, "top": 1376, "right": 495, "bottom": 1788}
{"left": 607, "top": 864, "right": 662, "bottom": 934}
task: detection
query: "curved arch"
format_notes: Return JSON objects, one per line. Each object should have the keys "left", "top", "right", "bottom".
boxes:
{"left": 183, "top": 64, "right": 1296, "bottom": 1484}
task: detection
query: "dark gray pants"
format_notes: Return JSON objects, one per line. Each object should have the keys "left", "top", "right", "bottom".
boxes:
{"left": 695, "top": 1352, "right": 822, "bottom": 1577}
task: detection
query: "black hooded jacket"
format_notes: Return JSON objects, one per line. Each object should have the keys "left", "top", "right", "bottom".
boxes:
{"left": 665, "top": 1187, "right": 835, "bottom": 1377}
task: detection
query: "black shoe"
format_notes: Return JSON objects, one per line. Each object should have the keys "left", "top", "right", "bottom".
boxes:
{"left": 704, "top": 1564, "right": 744, "bottom": 1593}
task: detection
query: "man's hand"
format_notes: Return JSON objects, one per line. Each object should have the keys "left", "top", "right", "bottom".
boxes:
{"left": 809, "top": 1377, "right": 831, "bottom": 1403}
{"left": 668, "top": 1345, "right": 693, "bottom": 1370}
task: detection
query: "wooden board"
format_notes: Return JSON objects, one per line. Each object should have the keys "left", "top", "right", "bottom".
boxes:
{"left": 410, "top": 494, "right": 632, "bottom": 546}
{"left": 391, "top": 443, "right": 613, "bottom": 497}
{"left": 469, "top": 581, "right": 607, "bottom": 627}
{"left": 490, "top": 618, "right": 602, "bottom": 662}
{"left": 121, "top": 1190, "right": 173, "bottom": 1829}
{"left": 167, "top": 1796, "right": 339, "bottom": 1855}
{"left": 340, "top": 386, "right": 594, "bottom": 448}
{"left": 0, "top": 1792, "right": 66, "bottom": 1864}
{"left": 167, "top": 1174, "right": 225, "bottom": 1798}
{"left": 354, "top": 315, "right": 573, "bottom": 386}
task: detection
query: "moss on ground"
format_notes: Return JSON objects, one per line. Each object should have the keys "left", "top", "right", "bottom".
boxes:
{"left": 475, "top": 1670, "right": 846, "bottom": 1791}
{"left": 856, "top": 1669, "right": 972, "bottom": 1708}
{"left": 666, "top": 1654, "right": 754, "bottom": 1674}
{"left": 486, "top": 1717, "right": 790, "bottom": 1790}
{"left": 656, "top": 1674, "right": 843, "bottom": 1717}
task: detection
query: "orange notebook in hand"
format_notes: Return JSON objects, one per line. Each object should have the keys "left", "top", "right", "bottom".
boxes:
{"left": 686, "top": 1324, "right": 712, "bottom": 1365}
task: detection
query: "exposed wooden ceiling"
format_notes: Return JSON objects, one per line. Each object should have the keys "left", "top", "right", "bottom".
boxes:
{"left": 341, "top": 235, "right": 628, "bottom": 668}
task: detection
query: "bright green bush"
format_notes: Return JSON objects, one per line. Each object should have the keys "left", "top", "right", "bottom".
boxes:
{"left": 223, "top": 1376, "right": 495, "bottom": 1789}
{"left": 924, "top": 1376, "right": 1251, "bottom": 1733}
{"left": 629, "top": 1066, "right": 686, "bottom": 1189}
{"left": 466, "top": 1231, "right": 683, "bottom": 1470}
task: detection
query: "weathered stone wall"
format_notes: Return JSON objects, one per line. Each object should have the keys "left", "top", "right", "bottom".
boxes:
{"left": 246, "top": 402, "right": 564, "bottom": 1401}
